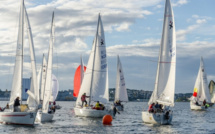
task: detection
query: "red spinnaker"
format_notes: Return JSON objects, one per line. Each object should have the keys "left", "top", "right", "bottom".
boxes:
{"left": 73, "top": 65, "right": 86, "bottom": 97}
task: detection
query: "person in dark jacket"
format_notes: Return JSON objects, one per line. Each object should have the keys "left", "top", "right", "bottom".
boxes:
{"left": 14, "top": 97, "right": 20, "bottom": 112}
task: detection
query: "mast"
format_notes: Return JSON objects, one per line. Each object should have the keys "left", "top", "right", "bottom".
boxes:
{"left": 89, "top": 14, "right": 100, "bottom": 105}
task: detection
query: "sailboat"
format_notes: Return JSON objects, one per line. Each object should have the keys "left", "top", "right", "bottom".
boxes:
{"left": 73, "top": 56, "right": 86, "bottom": 98}
{"left": 142, "top": 0, "right": 176, "bottom": 125}
{"left": 36, "top": 12, "right": 55, "bottom": 122}
{"left": 114, "top": 55, "right": 128, "bottom": 111}
{"left": 190, "top": 57, "right": 212, "bottom": 110}
{"left": 0, "top": 0, "right": 38, "bottom": 125}
{"left": 74, "top": 14, "right": 112, "bottom": 118}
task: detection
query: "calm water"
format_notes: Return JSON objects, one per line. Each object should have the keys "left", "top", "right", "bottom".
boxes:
{"left": 0, "top": 101, "right": 214, "bottom": 134}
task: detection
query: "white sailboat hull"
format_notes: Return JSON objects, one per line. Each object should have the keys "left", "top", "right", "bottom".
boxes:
{"left": 0, "top": 111, "right": 37, "bottom": 125}
{"left": 190, "top": 102, "right": 206, "bottom": 111}
{"left": 36, "top": 110, "right": 54, "bottom": 122}
{"left": 74, "top": 107, "right": 111, "bottom": 118}
{"left": 142, "top": 111, "right": 173, "bottom": 125}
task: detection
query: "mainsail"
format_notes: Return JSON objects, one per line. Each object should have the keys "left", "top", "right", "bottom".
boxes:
{"left": 10, "top": 0, "right": 38, "bottom": 107}
{"left": 24, "top": 4, "right": 39, "bottom": 107}
{"left": 42, "top": 12, "right": 55, "bottom": 113}
{"left": 209, "top": 80, "right": 215, "bottom": 102}
{"left": 9, "top": 0, "right": 24, "bottom": 105}
{"left": 76, "top": 14, "right": 109, "bottom": 105}
{"left": 148, "top": 0, "right": 176, "bottom": 107}
{"left": 115, "top": 55, "right": 128, "bottom": 102}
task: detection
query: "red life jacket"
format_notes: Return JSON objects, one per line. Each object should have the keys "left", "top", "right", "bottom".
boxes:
{"left": 81, "top": 95, "right": 86, "bottom": 101}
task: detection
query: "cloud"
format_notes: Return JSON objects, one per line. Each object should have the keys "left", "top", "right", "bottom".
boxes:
{"left": 176, "top": 25, "right": 199, "bottom": 41}
{"left": 196, "top": 19, "right": 207, "bottom": 24}
{"left": 115, "top": 23, "right": 131, "bottom": 32}
{"left": 172, "top": 0, "right": 188, "bottom": 7}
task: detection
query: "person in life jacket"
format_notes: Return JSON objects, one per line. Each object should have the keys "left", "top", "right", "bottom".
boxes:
{"left": 148, "top": 103, "right": 155, "bottom": 113}
{"left": 81, "top": 93, "right": 90, "bottom": 107}
{"left": 95, "top": 101, "right": 100, "bottom": 109}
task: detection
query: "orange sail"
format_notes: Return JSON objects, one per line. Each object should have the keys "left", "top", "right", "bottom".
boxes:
{"left": 73, "top": 65, "right": 86, "bottom": 97}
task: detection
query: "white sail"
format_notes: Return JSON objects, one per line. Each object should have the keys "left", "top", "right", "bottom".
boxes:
{"left": 42, "top": 12, "right": 55, "bottom": 113}
{"left": 76, "top": 14, "right": 109, "bottom": 105}
{"left": 192, "top": 57, "right": 211, "bottom": 103}
{"left": 209, "top": 80, "right": 215, "bottom": 102}
{"left": 37, "top": 67, "right": 42, "bottom": 101}
{"left": 115, "top": 55, "right": 128, "bottom": 102}
{"left": 49, "top": 74, "right": 59, "bottom": 102}
{"left": 148, "top": 0, "right": 176, "bottom": 107}
{"left": 9, "top": 0, "right": 24, "bottom": 106}
{"left": 40, "top": 55, "right": 47, "bottom": 101}
{"left": 24, "top": 5, "right": 39, "bottom": 106}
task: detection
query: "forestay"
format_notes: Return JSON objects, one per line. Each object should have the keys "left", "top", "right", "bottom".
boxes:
{"left": 76, "top": 14, "right": 109, "bottom": 105}
{"left": 148, "top": 0, "right": 176, "bottom": 107}
{"left": 115, "top": 55, "right": 128, "bottom": 102}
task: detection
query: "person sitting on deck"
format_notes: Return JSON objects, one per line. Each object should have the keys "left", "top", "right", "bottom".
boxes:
{"left": 154, "top": 102, "right": 162, "bottom": 113}
{"left": 14, "top": 97, "right": 20, "bottom": 112}
{"left": 94, "top": 101, "right": 105, "bottom": 110}
{"left": 203, "top": 99, "right": 206, "bottom": 106}
{"left": 195, "top": 101, "right": 200, "bottom": 106}
{"left": 148, "top": 103, "right": 155, "bottom": 113}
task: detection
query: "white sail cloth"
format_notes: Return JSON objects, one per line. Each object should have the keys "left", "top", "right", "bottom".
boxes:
{"left": 10, "top": 0, "right": 38, "bottom": 108}
{"left": 49, "top": 74, "right": 59, "bottom": 102}
{"left": 40, "top": 55, "right": 47, "bottom": 101}
{"left": 115, "top": 55, "right": 128, "bottom": 102}
{"left": 42, "top": 12, "right": 55, "bottom": 113}
{"left": 76, "top": 14, "right": 109, "bottom": 106}
{"left": 148, "top": 0, "right": 176, "bottom": 107}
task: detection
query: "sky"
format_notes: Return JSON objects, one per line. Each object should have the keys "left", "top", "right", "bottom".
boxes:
{"left": 0, "top": 0, "right": 214, "bottom": 93}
